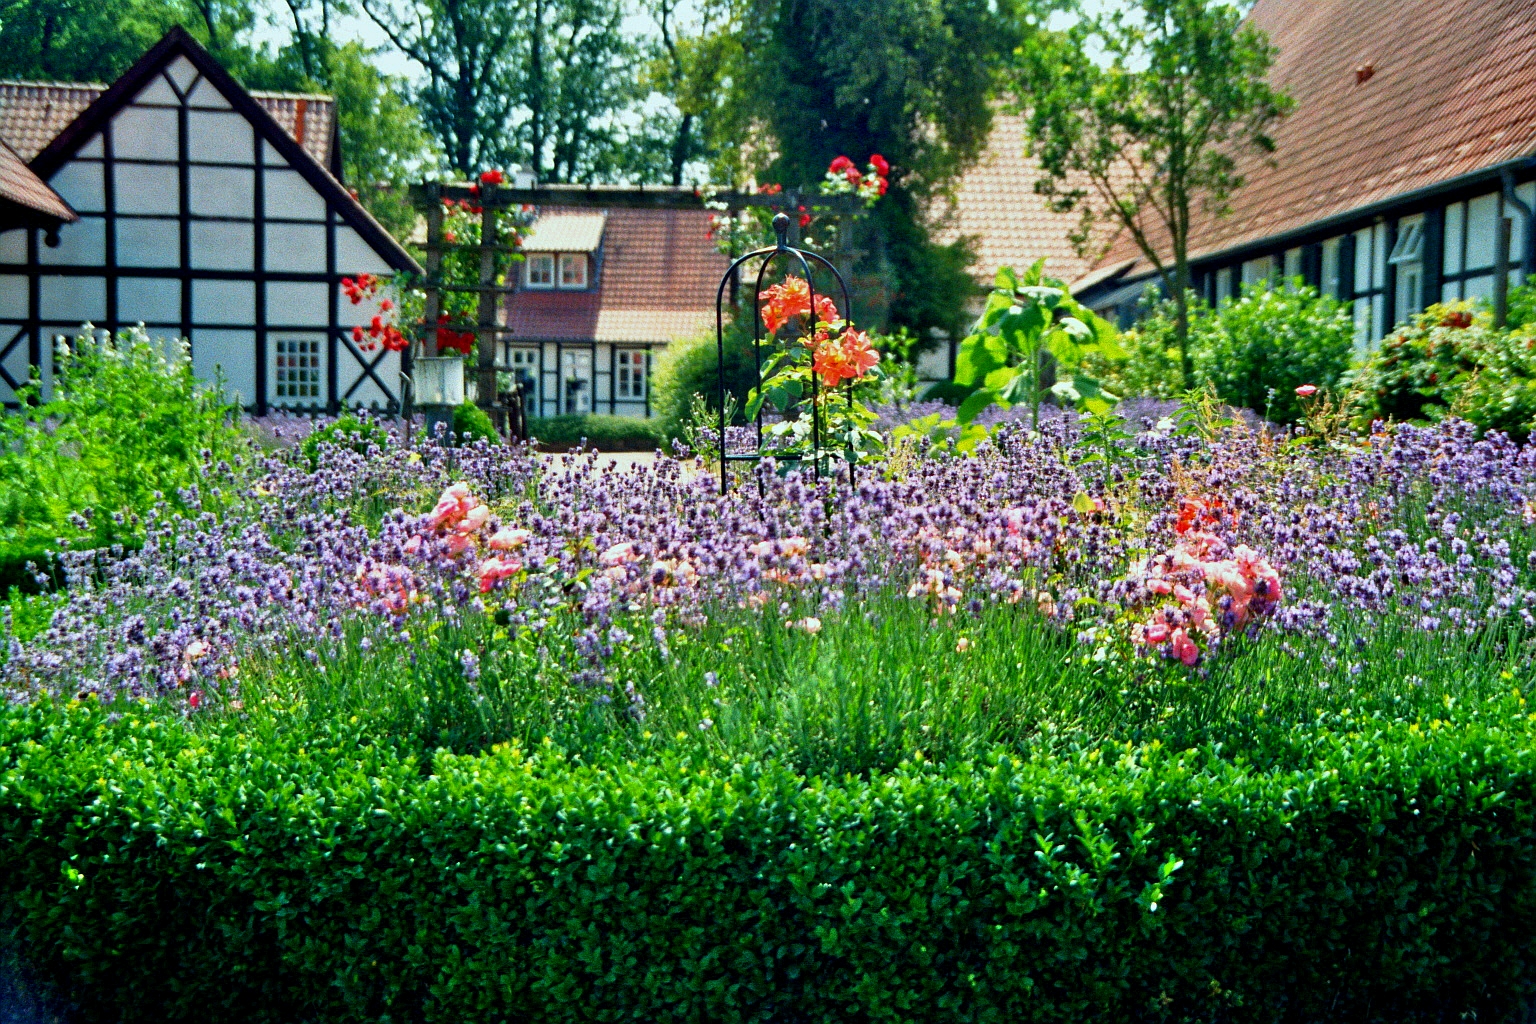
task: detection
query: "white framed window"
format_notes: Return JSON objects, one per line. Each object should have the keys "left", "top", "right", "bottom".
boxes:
{"left": 1215, "top": 267, "right": 1233, "bottom": 304}
{"left": 558, "top": 253, "right": 588, "bottom": 289}
{"left": 1320, "top": 237, "right": 1343, "bottom": 298}
{"left": 1353, "top": 222, "right": 1388, "bottom": 350}
{"left": 1389, "top": 214, "right": 1425, "bottom": 327}
{"left": 274, "top": 337, "right": 323, "bottom": 404}
{"left": 525, "top": 253, "right": 555, "bottom": 288}
{"left": 1283, "top": 247, "right": 1303, "bottom": 286}
{"left": 1241, "top": 255, "right": 1274, "bottom": 289}
{"left": 616, "top": 349, "right": 647, "bottom": 399}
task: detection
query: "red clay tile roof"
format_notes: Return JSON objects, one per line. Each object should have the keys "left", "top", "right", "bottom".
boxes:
{"left": 1094, "top": 0, "right": 1536, "bottom": 278}
{"left": 0, "top": 79, "right": 335, "bottom": 166}
{"left": 505, "top": 206, "right": 729, "bottom": 344}
{"left": 0, "top": 137, "right": 72, "bottom": 223}
{"left": 934, "top": 113, "right": 1112, "bottom": 285}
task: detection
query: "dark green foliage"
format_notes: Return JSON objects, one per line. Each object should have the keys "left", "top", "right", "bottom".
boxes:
{"left": 298, "top": 413, "right": 391, "bottom": 469}
{"left": 0, "top": 330, "right": 248, "bottom": 589}
{"left": 451, "top": 401, "right": 500, "bottom": 444}
{"left": 5, "top": 698, "right": 1536, "bottom": 1023}
{"left": 529, "top": 414, "right": 666, "bottom": 450}
{"left": 733, "top": 0, "right": 1018, "bottom": 337}
{"left": 1194, "top": 282, "right": 1355, "bottom": 423}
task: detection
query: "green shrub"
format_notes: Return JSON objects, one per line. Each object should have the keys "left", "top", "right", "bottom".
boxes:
{"left": 529, "top": 413, "right": 665, "bottom": 451}
{"left": 5, "top": 699, "right": 1536, "bottom": 1024}
{"left": 1091, "top": 286, "right": 1352, "bottom": 418}
{"left": 297, "top": 413, "right": 390, "bottom": 469}
{"left": 451, "top": 401, "right": 498, "bottom": 444}
{"left": 1508, "top": 273, "right": 1536, "bottom": 330}
{"left": 1347, "top": 303, "right": 1496, "bottom": 425}
{"left": 1194, "top": 283, "right": 1355, "bottom": 422}
{"left": 1086, "top": 307, "right": 1192, "bottom": 401}
{"left": 0, "top": 328, "right": 248, "bottom": 589}
{"left": 650, "top": 321, "right": 762, "bottom": 437}
{"left": 1447, "top": 326, "right": 1536, "bottom": 442}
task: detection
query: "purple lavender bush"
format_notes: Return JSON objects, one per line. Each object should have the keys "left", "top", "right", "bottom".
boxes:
{"left": 3, "top": 402, "right": 1534, "bottom": 768}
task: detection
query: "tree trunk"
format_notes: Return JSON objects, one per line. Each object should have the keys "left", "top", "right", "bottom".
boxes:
{"left": 670, "top": 112, "right": 693, "bottom": 186}
{"left": 528, "top": 0, "right": 546, "bottom": 180}
{"left": 1173, "top": 255, "right": 1192, "bottom": 387}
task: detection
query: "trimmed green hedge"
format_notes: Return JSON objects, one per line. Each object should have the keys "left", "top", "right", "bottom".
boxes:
{"left": 4, "top": 701, "right": 1536, "bottom": 1023}
{"left": 529, "top": 414, "right": 666, "bottom": 451}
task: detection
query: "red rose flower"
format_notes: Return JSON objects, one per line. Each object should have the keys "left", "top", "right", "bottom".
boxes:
{"left": 479, "top": 169, "right": 505, "bottom": 186}
{"left": 869, "top": 153, "right": 889, "bottom": 177}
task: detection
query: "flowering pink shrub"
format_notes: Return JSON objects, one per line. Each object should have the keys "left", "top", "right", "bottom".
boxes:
{"left": 1131, "top": 519, "right": 1283, "bottom": 666}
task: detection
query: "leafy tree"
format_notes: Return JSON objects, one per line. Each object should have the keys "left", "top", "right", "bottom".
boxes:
{"left": 524, "top": 0, "right": 643, "bottom": 183}
{"left": 357, "top": 0, "right": 524, "bottom": 175}
{"left": 0, "top": 0, "right": 268, "bottom": 82}
{"left": 726, "top": 0, "right": 1035, "bottom": 338}
{"left": 1016, "top": 0, "right": 1293, "bottom": 384}
{"left": 254, "top": 2, "right": 443, "bottom": 236}
{"left": 641, "top": 0, "right": 741, "bottom": 186}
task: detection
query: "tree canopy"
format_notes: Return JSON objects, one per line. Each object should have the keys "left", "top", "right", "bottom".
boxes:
{"left": 1014, "top": 0, "right": 1293, "bottom": 382}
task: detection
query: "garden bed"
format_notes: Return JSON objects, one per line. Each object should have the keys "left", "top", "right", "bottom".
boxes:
{"left": 6, "top": 329, "right": 1536, "bottom": 1019}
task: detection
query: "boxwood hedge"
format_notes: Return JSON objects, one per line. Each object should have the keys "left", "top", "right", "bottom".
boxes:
{"left": 3, "top": 700, "right": 1536, "bottom": 1023}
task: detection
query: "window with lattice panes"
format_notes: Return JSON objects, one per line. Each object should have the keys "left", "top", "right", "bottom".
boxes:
{"left": 274, "top": 337, "right": 323, "bottom": 403}
{"left": 526, "top": 253, "right": 555, "bottom": 288}
{"left": 558, "top": 253, "right": 588, "bottom": 289}
{"left": 616, "top": 349, "right": 647, "bottom": 399}
{"left": 505, "top": 347, "right": 539, "bottom": 415}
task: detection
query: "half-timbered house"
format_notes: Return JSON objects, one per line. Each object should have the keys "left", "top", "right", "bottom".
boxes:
{"left": 0, "top": 26, "right": 420, "bottom": 412}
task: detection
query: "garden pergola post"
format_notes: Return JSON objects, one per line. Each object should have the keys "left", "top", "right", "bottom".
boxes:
{"left": 476, "top": 193, "right": 501, "bottom": 430}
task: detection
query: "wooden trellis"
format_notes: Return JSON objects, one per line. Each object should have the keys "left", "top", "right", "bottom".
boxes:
{"left": 409, "top": 181, "right": 868, "bottom": 438}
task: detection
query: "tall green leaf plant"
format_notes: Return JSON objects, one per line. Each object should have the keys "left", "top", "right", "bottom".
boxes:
{"left": 953, "top": 260, "right": 1125, "bottom": 429}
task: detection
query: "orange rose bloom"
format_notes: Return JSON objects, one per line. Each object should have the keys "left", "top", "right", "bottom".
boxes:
{"left": 760, "top": 276, "right": 840, "bottom": 335}
{"left": 812, "top": 328, "right": 879, "bottom": 387}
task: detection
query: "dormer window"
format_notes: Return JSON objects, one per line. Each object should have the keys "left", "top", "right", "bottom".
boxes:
{"left": 526, "top": 253, "right": 555, "bottom": 288}
{"left": 559, "top": 253, "right": 588, "bottom": 289}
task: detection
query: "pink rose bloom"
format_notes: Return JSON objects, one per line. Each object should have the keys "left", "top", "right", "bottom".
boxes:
{"left": 460, "top": 504, "right": 490, "bottom": 534}
{"left": 1144, "top": 622, "right": 1171, "bottom": 644}
{"left": 1170, "top": 628, "right": 1200, "bottom": 666}
{"left": 1295, "top": 384, "right": 1318, "bottom": 397}
{"left": 402, "top": 535, "right": 423, "bottom": 556}
{"left": 1173, "top": 583, "right": 1197, "bottom": 606}
{"left": 477, "top": 555, "right": 520, "bottom": 593}
{"left": 488, "top": 528, "right": 531, "bottom": 551}
{"left": 600, "top": 542, "right": 636, "bottom": 566}
{"left": 444, "top": 532, "right": 475, "bottom": 556}
{"left": 1147, "top": 578, "right": 1174, "bottom": 596}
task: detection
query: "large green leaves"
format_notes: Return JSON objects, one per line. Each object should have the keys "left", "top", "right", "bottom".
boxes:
{"left": 951, "top": 262, "right": 1122, "bottom": 426}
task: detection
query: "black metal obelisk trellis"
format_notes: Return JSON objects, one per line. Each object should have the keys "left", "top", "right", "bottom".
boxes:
{"left": 716, "top": 211, "right": 857, "bottom": 495}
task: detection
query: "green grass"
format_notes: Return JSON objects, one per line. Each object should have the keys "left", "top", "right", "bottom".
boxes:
{"left": 228, "top": 583, "right": 1535, "bottom": 776}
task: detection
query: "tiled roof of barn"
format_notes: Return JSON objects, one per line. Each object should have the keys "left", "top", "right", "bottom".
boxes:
{"left": 933, "top": 112, "right": 1115, "bottom": 286}
{"left": 505, "top": 206, "right": 729, "bottom": 344}
{"left": 0, "top": 79, "right": 336, "bottom": 167}
{"left": 1094, "top": 0, "right": 1536, "bottom": 278}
